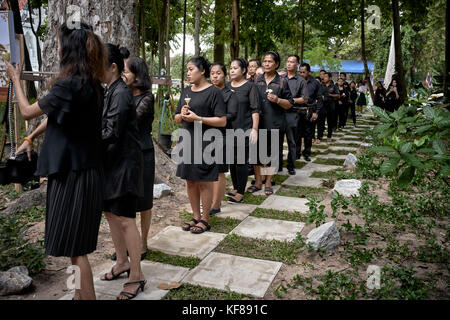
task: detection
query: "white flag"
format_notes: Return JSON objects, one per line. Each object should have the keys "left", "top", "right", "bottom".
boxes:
{"left": 384, "top": 28, "right": 395, "bottom": 90}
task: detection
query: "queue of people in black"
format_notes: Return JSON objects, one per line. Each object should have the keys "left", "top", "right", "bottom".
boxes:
{"left": 5, "top": 20, "right": 404, "bottom": 301}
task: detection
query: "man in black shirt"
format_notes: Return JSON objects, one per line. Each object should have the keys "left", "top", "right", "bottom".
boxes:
{"left": 280, "top": 55, "right": 308, "bottom": 175}
{"left": 317, "top": 72, "right": 339, "bottom": 142}
{"left": 298, "top": 63, "right": 323, "bottom": 161}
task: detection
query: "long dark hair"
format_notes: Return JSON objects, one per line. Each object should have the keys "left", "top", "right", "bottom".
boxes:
{"left": 126, "top": 56, "right": 152, "bottom": 91}
{"left": 56, "top": 22, "right": 106, "bottom": 89}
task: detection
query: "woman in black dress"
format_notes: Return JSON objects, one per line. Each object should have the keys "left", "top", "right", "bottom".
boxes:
{"left": 210, "top": 62, "right": 238, "bottom": 213}
{"left": 99, "top": 44, "right": 146, "bottom": 300}
{"left": 374, "top": 81, "right": 386, "bottom": 110}
{"left": 226, "top": 58, "right": 260, "bottom": 203}
{"left": 336, "top": 78, "right": 349, "bottom": 130}
{"left": 253, "top": 51, "right": 293, "bottom": 195}
{"left": 122, "top": 57, "right": 155, "bottom": 260}
{"left": 175, "top": 56, "right": 227, "bottom": 234}
{"left": 6, "top": 22, "right": 105, "bottom": 300}
{"left": 385, "top": 79, "right": 401, "bottom": 112}
{"left": 349, "top": 81, "right": 358, "bottom": 127}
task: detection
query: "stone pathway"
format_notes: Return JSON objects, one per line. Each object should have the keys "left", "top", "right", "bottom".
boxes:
{"left": 60, "top": 114, "right": 377, "bottom": 300}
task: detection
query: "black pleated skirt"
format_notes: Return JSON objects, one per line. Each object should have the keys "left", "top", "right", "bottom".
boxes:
{"left": 45, "top": 168, "right": 103, "bottom": 257}
{"left": 137, "top": 149, "right": 155, "bottom": 212}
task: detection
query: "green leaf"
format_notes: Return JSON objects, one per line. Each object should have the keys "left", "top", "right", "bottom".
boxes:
{"left": 372, "top": 106, "right": 391, "bottom": 122}
{"left": 397, "top": 166, "right": 415, "bottom": 188}
{"left": 414, "top": 125, "right": 433, "bottom": 134}
{"left": 379, "top": 127, "right": 396, "bottom": 139}
{"left": 431, "top": 154, "right": 450, "bottom": 161}
{"left": 400, "top": 142, "right": 412, "bottom": 154}
{"left": 401, "top": 153, "right": 423, "bottom": 167}
{"left": 413, "top": 135, "right": 428, "bottom": 147}
{"left": 400, "top": 116, "right": 417, "bottom": 123}
{"left": 381, "top": 158, "right": 400, "bottom": 175}
{"left": 432, "top": 139, "right": 446, "bottom": 154}
{"left": 438, "top": 166, "right": 450, "bottom": 177}
{"left": 372, "top": 146, "right": 397, "bottom": 153}
{"left": 423, "top": 106, "right": 436, "bottom": 120}
{"left": 398, "top": 124, "right": 407, "bottom": 134}
{"left": 436, "top": 118, "right": 450, "bottom": 129}
{"left": 374, "top": 123, "right": 392, "bottom": 134}
{"left": 417, "top": 148, "right": 435, "bottom": 154}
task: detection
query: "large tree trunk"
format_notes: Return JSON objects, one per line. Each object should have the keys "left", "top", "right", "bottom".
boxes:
{"left": 165, "top": 1, "right": 171, "bottom": 76}
{"left": 10, "top": 0, "right": 37, "bottom": 99}
{"left": 23, "top": 0, "right": 179, "bottom": 195}
{"left": 361, "top": 0, "right": 375, "bottom": 103}
{"left": 229, "top": 0, "right": 239, "bottom": 59}
{"left": 194, "top": 0, "right": 202, "bottom": 56}
{"left": 392, "top": 0, "right": 407, "bottom": 104}
{"left": 213, "top": 0, "right": 226, "bottom": 63}
{"left": 444, "top": 0, "right": 449, "bottom": 101}
{"left": 28, "top": 0, "right": 139, "bottom": 147}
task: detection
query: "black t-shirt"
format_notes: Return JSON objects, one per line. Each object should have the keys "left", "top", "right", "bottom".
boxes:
{"left": 255, "top": 73, "right": 294, "bottom": 130}
{"left": 321, "top": 82, "right": 339, "bottom": 109}
{"left": 303, "top": 77, "right": 323, "bottom": 113}
{"left": 37, "top": 75, "right": 103, "bottom": 176}
{"left": 228, "top": 81, "right": 260, "bottom": 131}
{"left": 220, "top": 86, "right": 239, "bottom": 130}
{"left": 281, "top": 73, "right": 308, "bottom": 111}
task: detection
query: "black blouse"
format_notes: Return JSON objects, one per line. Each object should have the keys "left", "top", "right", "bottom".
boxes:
{"left": 102, "top": 77, "right": 143, "bottom": 200}
{"left": 134, "top": 92, "right": 155, "bottom": 151}
{"left": 37, "top": 75, "right": 103, "bottom": 176}
{"left": 220, "top": 86, "right": 238, "bottom": 129}
{"left": 255, "top": 73, "right": 294, "bottom": 130}
{"left": 228, "top": 81, "right": 260, "bottom": 131}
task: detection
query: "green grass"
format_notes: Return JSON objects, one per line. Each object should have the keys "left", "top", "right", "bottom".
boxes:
{"left": 19, "top": 206, "right": 46, "bottom": 224}
{"left": 283, "top": 159, "right": 308, "bottom": 169}
{"left": 313, "top": 158, "right": 344, "bottom": 166}
{"left": 144, "top": 249, "right": 201, "bottom": 269}
{"left": 276, "top": 185, "right": 329, "bottom": 198}
{"left": 163, "top": 283, "right": 252, "bottom": 300}
{"left": 214, "top": 234, "right": 303, "bottom": 265}
{"left": 313, "top": 144, "right": 329, "bottom": 149}
{"left": 319, "top": 149, "right": 353, "bottom": 156}
{"left": 333, "top": 142, "right": 362, "bottom": 148}
{"left": 250, "top": 208, "right": 307, "bottom": 222}
{"left": 272, "top": 174, "right": 290, "bottom": 185}
{"left": 310, "top": 169, "right": 344, "bottom": 179}
{"left": 242, "top": 192, "right": 267, "bottom": 205}
{"left": 179, "top": 210, "right": 241, "bottom": 234}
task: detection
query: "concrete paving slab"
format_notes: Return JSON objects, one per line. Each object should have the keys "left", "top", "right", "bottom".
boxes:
{"left": 182, "top": 252, "right": 282, "bottom": 298}
{"left": 216, "top": 203, "right": 258, "bottom": 220}
{"left": 301, "top": 163, "right": 341, "bottom": 174}
{"left": 231, "top": 216, "right": 304, "bottom": 241}
{"left": 328, "top": 146, "right": 358, "bottom": 152}
{"left": 60, "top": 261, "right": 190, "bottom": 300}
{"left": 283, "top": 173, "right": 324, "bottom": 187}
{"left": 258, "top": 195, "right": 309, "bottom": 213}
{"left": 315, "top": 153, "right": 347, "bottom": 160}
{"left": 147, "top": 226, "right": 227, "bottom": 259}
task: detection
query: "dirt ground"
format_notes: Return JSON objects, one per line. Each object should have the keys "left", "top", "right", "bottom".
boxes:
{"left": 1, "top": 181, "right": 190, "bottom": 300}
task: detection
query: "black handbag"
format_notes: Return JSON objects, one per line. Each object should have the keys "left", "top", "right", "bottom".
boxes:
{"left": 4, "top": 151, "right": 39, "bottom": 185}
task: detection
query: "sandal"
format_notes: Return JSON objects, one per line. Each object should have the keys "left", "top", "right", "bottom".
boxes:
{"left": 182, "top": 218, "right": 199, "bottom": 231}
{"left": 264, "top": 186, "right": 274, "bottom": 195}
{"left": 101, "top": 266, "right": 130, "bottom": 281}
{"left": 246, "top": 185, "right": 262, "bottom": 193}
{"left": 117, "top": 280, "right": 147, "bottom": 300}
{"left": 190, "top": 220, "right": 211, "bottom": 234}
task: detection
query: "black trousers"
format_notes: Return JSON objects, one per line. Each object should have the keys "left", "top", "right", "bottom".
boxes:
{"left": 349, "top": 102, "right": 356, "bottom": 125}
{"left": 296, "top": 109, "right": 314, "bottom": 158}
{"left": 279, "top": 112, "right": 298, "bottom": 171}
{"left": 230, "top": 143, "right": 249, "bottom": 195}
{"left": 317, "top": 104, "right": 335, "bottom": 139}
{"left": 337, "top": 102, "right": 348, "bottom": 128}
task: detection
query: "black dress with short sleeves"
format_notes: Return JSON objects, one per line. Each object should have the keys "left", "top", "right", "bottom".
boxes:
{"left": 134, "top": 92, "right": 155, "bottom": 211}
{"left": 175, "top": 85, "right": 226, "bottom": 181}
{"left": 37, "top": 75, "right": 103, "bottom": 258}
{"left": 217, "top": 86, "right": 238, "bottom": 173}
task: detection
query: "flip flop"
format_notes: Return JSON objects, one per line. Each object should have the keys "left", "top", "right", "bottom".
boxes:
{"left": 264, "top": 186, "right": 274, "bottom": 195}
{"left": 246, "top": 185, "right": 262, "bottom": 193}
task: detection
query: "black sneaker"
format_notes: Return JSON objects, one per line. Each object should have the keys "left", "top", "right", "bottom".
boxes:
{"left": 288, "top": 169, "right": 296, "bottom": 175}
{"left": 304, "top": 156, "right": 311, "bottom": 162}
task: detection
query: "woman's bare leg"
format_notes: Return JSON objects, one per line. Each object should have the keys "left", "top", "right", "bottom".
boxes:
{"left": 139, "top": 209, "right": 152, "bottom": 255}
{"left": 212, "top": 173, "right": 226, "bottom": 210}
{"left": 71, "top": 255, "right": 96, "bottom": 300}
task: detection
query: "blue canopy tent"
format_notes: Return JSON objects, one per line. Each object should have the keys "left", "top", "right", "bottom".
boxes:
{"left": 309, "top": 60, "right": 374, "bottom": 74}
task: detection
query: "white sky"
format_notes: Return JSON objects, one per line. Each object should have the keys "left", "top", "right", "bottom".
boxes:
{"left": 170, "top": 33, "right": 212, "bottom": 57}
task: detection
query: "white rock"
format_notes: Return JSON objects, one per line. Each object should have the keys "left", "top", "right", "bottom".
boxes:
{"left": 333, "top": 179, "right": 362, "bottom": 197}
{"left": 153, "top": 183, "right": 173, "bottom": 199}
{"left": 306, "top": 221, "right": 340, "bottom": 251}
{"left": 360, "top": 143, "right": 372, "bottom": 148}
{"left": 343, "top": 153, "right": 357, "bottom": 168}
{"left": 0, "top": 267, "right": 33, "bottom": 296}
